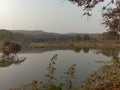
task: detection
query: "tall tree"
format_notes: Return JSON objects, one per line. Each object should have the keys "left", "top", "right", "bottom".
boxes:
{"left": 102, "top": 6, "right": 120, "bottom": 32}
{"left": 68, "top": 0, "right": 116, "bottom": 14}
{"left": 83, "top": 35, "right": 90, "bottom": 40}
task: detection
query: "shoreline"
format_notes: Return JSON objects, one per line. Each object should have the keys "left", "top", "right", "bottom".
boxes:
{"left": 29, "top": 41, "right": 120, "bottom": 49}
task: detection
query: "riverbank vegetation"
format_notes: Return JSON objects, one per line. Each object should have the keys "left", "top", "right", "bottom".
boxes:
{"left": 29, "top": 40, "right": 120, "bottom": 49}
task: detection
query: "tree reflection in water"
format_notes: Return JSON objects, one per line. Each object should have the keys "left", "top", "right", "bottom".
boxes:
{"left": 74, "top": 47, "right": 89, "bottom": 53}
{"left": 74, "top": 47, "right": 82, "bottom": 53}
{"left": 0, "top": 55, "right": 26, "bottom": 67}
{"left": 83, "top": 48, "right": 89, "bottom": 53}
{"left": 0, "top": 59, "right": 25, "bottom": 67}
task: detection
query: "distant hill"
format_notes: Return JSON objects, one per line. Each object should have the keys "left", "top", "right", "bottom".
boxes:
{"left": 12, "top": 30, "right": 45, "bottom": 35}
{"left": 0, "top": 29, "right": 106, "bottom": 44}
{"left": 12, "top": 30, "right": 99, "bottom": 38}
{"left": 0, "top": 29, "right": 24, "bottom": 41}
{"left": 12, "top": 30, "right": 72, "bottom": 42}
{"left": 12, "top": 30, "right": 64, "bottom": 37}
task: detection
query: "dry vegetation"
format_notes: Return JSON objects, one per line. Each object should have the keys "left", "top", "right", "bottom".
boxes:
{"left": 29, "top": 41, "right": 120, "bottom": 49}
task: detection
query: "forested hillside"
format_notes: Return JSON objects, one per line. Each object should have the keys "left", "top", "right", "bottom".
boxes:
{"left": 0, "top": 29, "right": 25, "bottom": 41}
{"left": 0, "top": 29, "right": 72, "bottom": 44}
{"left": 12, "top": 30, "right": 72, "bottom": 42}
{"left": 0, "top": 29, "right": 119, "bottom": 45}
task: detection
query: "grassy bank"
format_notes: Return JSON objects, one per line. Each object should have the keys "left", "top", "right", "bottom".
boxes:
{"left": 29, "top": 41, "right": 120, "bottom": 49}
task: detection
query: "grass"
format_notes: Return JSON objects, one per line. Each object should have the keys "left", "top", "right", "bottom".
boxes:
{"left": 29, "top": 40, "right": 120, "bottom": 49}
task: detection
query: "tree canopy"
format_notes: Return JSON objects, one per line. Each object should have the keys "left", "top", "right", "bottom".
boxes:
{"left": 68, "top": 0, "right": 120, "bottom": 33}
{"left": 68, "top": 0, "right": 119, "bottom": 12}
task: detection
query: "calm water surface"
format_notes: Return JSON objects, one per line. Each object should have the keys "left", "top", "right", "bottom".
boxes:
{"left": 0, "top": 50, "right": 110, "bottom": 90}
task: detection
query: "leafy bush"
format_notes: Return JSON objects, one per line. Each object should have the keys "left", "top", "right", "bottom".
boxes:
{"left": 9, "top": 54, "right": 76, "bottom": 90}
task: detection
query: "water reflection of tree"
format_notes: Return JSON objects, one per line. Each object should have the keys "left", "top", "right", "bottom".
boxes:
{"left": 74, "top": 47, "right": 82, "bottom": 53}
{"left": 0, "top": 59, "right": 25, "bottom": 67}
{"left": 74, "top": 48, "right": 89, "bottom": 53}
{"left": 79, "top": 55, "right": 120, "bottom": 90}
{"left": 83, "top": 48, "right": 89, "bottom": 53}
{"left": 0, "top": 41, "right": 26, "bottom": 67}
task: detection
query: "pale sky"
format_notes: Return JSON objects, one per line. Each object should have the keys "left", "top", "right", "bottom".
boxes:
{"left": 0, "top": 0, "right": 111, "bottom": 34}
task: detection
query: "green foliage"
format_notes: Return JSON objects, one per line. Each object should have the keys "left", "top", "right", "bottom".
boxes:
{"left": 83, "top": 35, "right": 90, "bottom": 41}
{"left": 103, "top": 31, "right": 119, "bottom": 40}
{"left": 0, "top": 29, "right": 15, "bottom": 40}
{"left": 73, "top": 35, "right": 82, "bottom": 41}
{"left": 83, "top": 48, "right": 89, "bottom": 53}
{"left": 74, "top": 47, "right": 82, "bottom": 53}
{"left": 0, "top": 29, "right": 25, "bottom": 43}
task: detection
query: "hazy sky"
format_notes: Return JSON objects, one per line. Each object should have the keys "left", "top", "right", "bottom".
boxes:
{"left": 0, "top": 0, "right": 109, "bottom": 33}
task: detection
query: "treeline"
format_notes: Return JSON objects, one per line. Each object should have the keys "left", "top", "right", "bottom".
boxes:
{"left": 0, "top": 29, "right": 71, "bottom": 44}
{"left": 0, "top": 29, "right": 28, "bottom": 45}
{"left": 0, "top": 29, "right": 119, "bottom": 45}
{"left": 72, "top": 31, "right": 120, "bottom": 41}
{"left": 0, "top": 29, "right": 90, "bottom": 44}
{"left": 72, "top": 34, "right": 90, "bottom": 41}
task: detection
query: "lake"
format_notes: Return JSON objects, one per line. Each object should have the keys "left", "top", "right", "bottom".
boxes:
{"left": 0, "top": 49, "right": 115, "bottom": 90}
